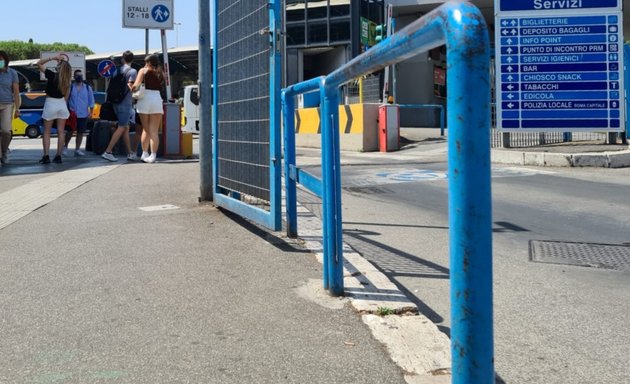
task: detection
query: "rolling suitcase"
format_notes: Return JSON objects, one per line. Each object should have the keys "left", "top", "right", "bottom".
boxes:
{"left": 90, "top": 120, "right": 112, "bottom": 155}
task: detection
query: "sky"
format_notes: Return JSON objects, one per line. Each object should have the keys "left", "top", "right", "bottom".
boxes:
{"left": 0, "top": 1, "right": 210, "bottom": 54}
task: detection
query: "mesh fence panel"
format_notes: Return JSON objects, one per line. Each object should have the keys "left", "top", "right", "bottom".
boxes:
{"left": 216, "top": 1, "right": 270, "bottom": 202}
{"left": 345, "top": 75, "right": 381, "bottom": 104}
{"left": 490, "top": 130, "right": 608, "bottom": 148}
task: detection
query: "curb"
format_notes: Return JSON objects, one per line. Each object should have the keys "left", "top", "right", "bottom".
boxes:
{"left": 293, "top": 196, "right": 452, "bottom": 383}
{"left": 492, "top": 149, "right": 630, "bottom": 168}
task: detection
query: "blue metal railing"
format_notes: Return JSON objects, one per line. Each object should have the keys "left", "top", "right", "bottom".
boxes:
{"left": 398, "top": 103, "right": 446, "bottom": 136}
{"left": 624, "top": 43, "right": 629, "bottom": 136}
{"left": 282, "top": 2, "right": 493, "bottom": 382}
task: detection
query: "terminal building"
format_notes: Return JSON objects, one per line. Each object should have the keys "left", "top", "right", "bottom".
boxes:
{"left": 284, "top": 0, "right": 628, "bottom": 128}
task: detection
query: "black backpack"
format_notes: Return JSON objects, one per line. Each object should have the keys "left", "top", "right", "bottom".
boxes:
{"left": 106, "top": 66, "right": 131, "bottom": 103}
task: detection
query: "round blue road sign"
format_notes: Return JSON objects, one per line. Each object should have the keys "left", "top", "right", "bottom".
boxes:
{"left": 152, "top": 5, "right": 170, "bottom": 23}
{"left": 97, "top": 60, "right": 116, "bottom": 78}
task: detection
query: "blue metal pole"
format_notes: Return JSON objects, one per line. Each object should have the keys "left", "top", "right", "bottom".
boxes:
{"left": 319, "top": 85, "right": 331, "bottom": 290}
{"left": 442, "top": 6, "right": 493, "bottom": 384}
{"left": 323, "top": 85, "right": 344, "bottom": 296}
{"left": 268, "top": 0, "right": 282, "bottom": 231}
{"left": 439, "top": 105, "right": 445, "bottom": 137}
{"left": 624, "top": 43, "right": 629, "bottom": 138}
{"left": 281, "top": 76, "right": 326, "bottom": 259}
{"left": 282, "top": 90, "right": 298, "bottom": 238}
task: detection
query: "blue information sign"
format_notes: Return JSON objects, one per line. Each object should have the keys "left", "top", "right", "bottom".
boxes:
{"left": 498, "top": 0, "right": 620, "bottom": 12}
{"left": 495, "top": 2, "right": 624, "bottom": 131}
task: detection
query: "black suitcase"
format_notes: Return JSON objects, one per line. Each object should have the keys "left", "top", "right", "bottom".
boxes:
{"left": 90, "top": 120, "right": 112, "bottom": 155}
{"left": 85, "top": 119, "right": 95, "bottom": 152}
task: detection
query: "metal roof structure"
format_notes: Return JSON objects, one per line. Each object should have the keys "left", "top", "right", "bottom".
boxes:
{"left": 10, "top": 46, "right": 201, "bottom": 92}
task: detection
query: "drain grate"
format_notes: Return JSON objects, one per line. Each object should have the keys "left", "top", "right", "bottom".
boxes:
{"left": 529, "top": 240, "right": 630, "bottom": 272}
{"left": 343, "top": 186, "right": 394, "bottom": 195}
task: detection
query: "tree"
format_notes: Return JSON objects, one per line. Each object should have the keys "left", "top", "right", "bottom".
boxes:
{"left": 0, "top": 40, "right": 93, "bottom": 61}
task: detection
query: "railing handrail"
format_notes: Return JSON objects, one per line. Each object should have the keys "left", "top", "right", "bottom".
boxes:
{"left": 282, "top": 2, "right": 493, "bottom": 383}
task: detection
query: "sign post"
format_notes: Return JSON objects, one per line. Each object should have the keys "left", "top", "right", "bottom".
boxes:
{"left": 495, "top": 0, "right": 624, "bottom": 132}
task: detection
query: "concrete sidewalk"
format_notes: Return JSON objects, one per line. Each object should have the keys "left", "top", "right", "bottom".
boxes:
{"left": 0, "top": 155, "right": 408, "bottom": 383}
{"left": 400, "top": 127, "right": 630, "bottom": 168}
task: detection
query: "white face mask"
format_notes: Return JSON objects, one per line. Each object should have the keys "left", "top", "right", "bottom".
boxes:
{"left": 0, "top": 60, "right": 5, "bottom": 69}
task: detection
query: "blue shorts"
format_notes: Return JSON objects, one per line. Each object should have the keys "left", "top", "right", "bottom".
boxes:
{"left": 113, "top": 102, "right": 132, "bottom": 128}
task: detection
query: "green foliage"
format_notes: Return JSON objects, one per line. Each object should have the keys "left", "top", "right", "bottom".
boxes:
{"left": 0, "top": 40, "right": 93, "bottom": 61}
{"left": 376, "top": 306, "right": 394, "bottom": 316}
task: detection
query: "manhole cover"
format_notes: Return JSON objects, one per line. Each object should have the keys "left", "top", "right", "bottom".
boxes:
{"left": 529, "top": 240, "right": 630, "bottom": 272}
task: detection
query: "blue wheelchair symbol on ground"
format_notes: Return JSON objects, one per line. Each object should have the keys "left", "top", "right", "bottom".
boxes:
{"left": 376, "top": 169, "right": 447, "bottom": 182}
{"left": 152, "top": 5, "right": 170, "bottom": 23}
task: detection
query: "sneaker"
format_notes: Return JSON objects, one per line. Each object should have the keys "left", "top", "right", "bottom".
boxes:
{"left": 102, "top": 152, "right": 117, "bottom": 162}
{"left": 39, "top": 155, "right": 51, "bottom": 164}
{"left": 53, "top": 155, "right": 63, "bottom": 164}
{"left": 143, "top": 154, "right": 156, "bottom": 164}
{"left": 127, "top": 152, "right": 137, "bottom": 161}
{"left": 0, "top": 153, "right": 8, "bottom": 165}
{"left": 62, "top": 147, "right": 70, "bottom": 157}
{"left": 140, "top": 152, "right": 150, "bottom": 161}
{"left": 74, "top": 149, "right": 86, "bottom": 157}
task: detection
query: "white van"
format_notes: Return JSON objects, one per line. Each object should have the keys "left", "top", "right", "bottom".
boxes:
{"left": 182, "top": 85, "right": 200, "bottom": 134}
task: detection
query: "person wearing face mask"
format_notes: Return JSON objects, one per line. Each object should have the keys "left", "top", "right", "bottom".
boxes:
{"left": 36, "top": 55, "right": 72, "bottom": 164}
{"left": 63, "top": 69, "right": 94, "bottom": 157}
{"left": 0, "top": 50, "right": 20, "bottom": 167}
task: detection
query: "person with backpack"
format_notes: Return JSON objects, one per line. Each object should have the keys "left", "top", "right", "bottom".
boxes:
{"left": 101, "top": 50, "right": 137, "bottom": 162}
{"left": 63, "top": 69, "right": 94, "bottom": 157}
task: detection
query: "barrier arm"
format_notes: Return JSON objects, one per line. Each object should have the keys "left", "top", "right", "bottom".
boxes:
{"left": 322, "top": 2, "right": 493, "bottom": 382}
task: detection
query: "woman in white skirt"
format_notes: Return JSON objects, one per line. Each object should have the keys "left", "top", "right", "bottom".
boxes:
{"left": 132, "top": 54, "right": 164, "bottom": 163}
{"left": 36, "top": 55, "right": 72, "bottom": 164}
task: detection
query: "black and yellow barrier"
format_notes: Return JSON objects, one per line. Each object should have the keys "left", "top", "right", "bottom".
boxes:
{"left": 294, "top": 103, "right": 379, "bottom": 151}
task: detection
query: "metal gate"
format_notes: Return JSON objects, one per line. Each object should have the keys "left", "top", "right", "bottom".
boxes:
{"left": 212, "top": 0, "right": 282, "bottom": 230}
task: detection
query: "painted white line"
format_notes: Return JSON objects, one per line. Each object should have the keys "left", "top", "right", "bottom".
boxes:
{"left": 0, "top": 162, "right": 120, "bottom": 230}
{"left": 138, "top": 204, "right": 180, "bottom": 212}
